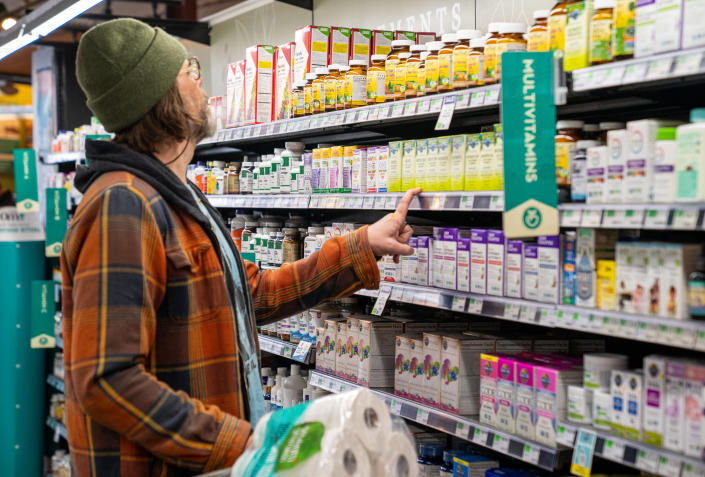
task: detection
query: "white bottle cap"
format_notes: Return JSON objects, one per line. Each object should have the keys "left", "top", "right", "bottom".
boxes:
{"left": 349, "top": 59, "right": 368, "bottom": 66}
{"left": 293, "top": 81, "right": 306, "bottom": 88}
{"left": 470, "top": 38, "right": 486, "bottom": 48}
{"left": 456, "top": 29, "right": 483, "bottom": 40}
{"left": 576, "top": 140, "right": 602, "bottom": 149}
{"left": 426, "top": 41, "right": 444, "bottom": 51}
{"left": 499, "top": 23, "right": 527, "bottom": 34}
{"left": 339, "top": 65, "right": 350, "bottom": 72}
{"left": 441, "top": 33, "right": 458, "bottom": 43}
{"left": 399, "top": 52, "right": 412, "bottom": 59}
{"left": 556, "top": 120, "right": 585, "bottom": 129}
{"left": 410, "top": 44, "right": 427, "bottom": 52}
{"left": 290, "top": 364, "right": 301, "bottom": 375}
{"left": 594, "top": 0, "right": 616, "bottom": 9}
{"left": 599, "top": 121, "right": 625, "bottom": 130}
{"left": 326, "top": 64, "right": 341, "bottom": 70}
{"left": 277, "top": 366, "right": 288, "bottom": 376}
{"left": 391, "top": 39, "right": 414, "bottom": 47}
{"left": 534, "top": 9, "right": 550, "bottom": 20}
{"left": 315, "top": 67, "right": 329, "bottom": 75}
{"left": 371, "top": 54, "right": 387, "bottom": 62}
{"left": 305, "top": 73, "right": 317, "bottom": 80}
{"left": 421, "top": 52, "right": 430, "bottom": 60}
{"left": 488, "top": 22, "right": 502, "bottom": 33}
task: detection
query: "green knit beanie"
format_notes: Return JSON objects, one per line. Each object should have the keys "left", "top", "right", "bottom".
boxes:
{"left": 76, "top": 18, "right": 187, "bottom": 132}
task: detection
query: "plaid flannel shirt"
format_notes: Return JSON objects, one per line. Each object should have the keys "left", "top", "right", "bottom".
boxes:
{"left": 60, "top": 171, "right": 380, "bottom": 477}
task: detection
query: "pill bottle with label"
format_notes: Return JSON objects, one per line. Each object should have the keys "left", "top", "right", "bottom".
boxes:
{"left": 347, "top": 59, "right": 368, "bottom": 108}
{"left": 468, "top": 38, "right": 486, "bottom": 86}
{"left": 304, "top": 73, "right": 316, "bottom": 115}
{"left": 366, "top": 55, "right": 386, "bottom": 104}
{"left": 496, "top": 23, "right": 527, "bottom": 81}
{"left": 312, "top": 67, "right": 328, "bottom": 114}
{"left": 292, "top": 81, "right": 305, "bottom": 117}
{"left": 483, "top": 23, "right": 502, "bottom": 84}
{"left": 453, "top": 29, "right": 482, "bottom": 89}
{"left": 405, "top": 45, "right": 426, "bottom": 98}
{"left": 337, "top": 65, "right": 350, "bottom": 109}
{"left": 395, "top": 52, "right": 410, "bottom": 100}
{"left": 549, "top": 1, "right": 568, "bottom": 53}
{"left": 438, "top": 33, "right": 458, "bottom": 92}
{"left": 418, "top": 51, "right": 430, "bottom": 96}
{"left": 424, "top": 41, "right": 443, "bottom": 94}
{"left": 528, "top": 10, "right": 550, "bottom": 52}
{"left": 324, "top": 65, "right": 341, "bottom": 112}
{"left": 590, "top": 0, "right": 614, "bottom": 65}
{"left": 556, "top": 120, "right": 585, "bottom": 186}
{"left": 385, "top": 40, "right": 413, "bottom": 101}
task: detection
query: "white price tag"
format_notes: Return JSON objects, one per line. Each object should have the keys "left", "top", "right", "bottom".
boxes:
{"left": 670, "top": 325, "right": 696, "bottom": 348}
{"left": 523, "top": 444, "right": 540, "bottom": 465}
{"left": 404, "top": 101, "right": 418, "bottom": 115}
{"left": 485, "top": 88, "right": 500, "bottom": 104}
{"left": 389, "top": 398, "right": 402, "bottom": 415}
{"left": 456, "top": 92, "right": 470, "bottom": 107}
{"left": 385, "top": 195, "right": 398, "bottom": 209}
{"left": 490, "top": 194, "right": 504, "bottom": 210}
{"left": 618, "top": 319, "right": 638, "bottom": 338}
{"left": 561, "top": 209, "right": 582, "bottom": 227}
{"left": 646, "top": 57, "right": 674, "bottom": 80}
{"left": 624, "top": 209, "right": 644, "bottom": 227}
{"left": 392, "top": 104, "right": 404, "bottom": 118}
{"left": 371, "top": 285, "right": 392, "bottom": 315}
{"left": 473, "top": 428, "right": 489, "bottom": 446}
{"left": 557, "top": 424, "right": 577, "bottom": 446}
{"left": 357, "top": 109, "right": 370, "bottom": 122}
{"left": 644, "top": 209, "right": 669, "bottom": 228}
{"left": 368, "top": 107, "right": 380, "bottom": 121}
{"left": 374, "top": 196, "right": 386, "bottom": 209}
{"left": 657, "top": 456, "right": 682, "bottom": 477}
{"left": 430, "top": 97, "right": 443, "bottom": 112}
{"left": 467, "top": 298, "right": 483, "bottom": 314}
{"left": 292, "top": 341, "right": 312, "bottom": 361}
{"left": 390, "top": 287, "right": 404, "bottom": 302}
{"left": 434, "top": 95, "right": 456, "bottom": 130}
{"left": 675, "top": 52, "right": 704, "bottom": 76}
{"left": 581, "top": 209, "right": 602, "bottom": 227}
{"left": 520, "top": 305, "right": 537, "bottom": 323}
{"left": 345, "top": 111, "right": 358, "bottom": 124}
{"left": 363, "top": 196, "right": 375, "bottom": 209}
{"left": 266, "top": 124, "right": 275, "bottom": 135}
{"left": 455, "top": 421, "right": 471, "bottom": 439}
{"left": 672, "top": 209, "right": 699, "bottom": 229}
{"left": 602, "top": 439, "right": 626, "bottom": 462}
{"left": 603, "top": 65, "right": 625, "bottom": 86}
{"left": 635, "top": 449, "right": 659, "bottom": 473}
{"left": 417, "top": 99, "right": 431, "bottom": 113}
{"left": 622, "top": 62, "right": 648, "bottom": 83}
{"left": 683, "top": 462, "right": 705, "bottom": 477}
{"left": 504, "top": 303, "right": 521, "bottom": 320}
{"left": 452, "top": 296, "right": 467, "bottom": 312}
{"left": 459, "top": 194, "right": 474, "bottom": 209}
{"left": 416, "top": 408, "right": 430, "bottom": 424}
{"left": 695, "top": 330, "right": 705, "bottom": 351}
{"left": 539, "top": 308, "right": 557, "bottom": 326}
{"left": 402, "top": 288, "right": 415, "bottom": 304}
{"left": 469, "top": 91, "right": 485, "bottom": 107}
{"left": 493, "top": 434, "right": 510, "bottom": 453}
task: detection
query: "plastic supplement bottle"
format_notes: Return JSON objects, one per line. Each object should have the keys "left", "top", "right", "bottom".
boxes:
{"left": 424, "top": 41, "right": 443, "bottom": 94}
{"left": 483, "top": 23, "right": 502, "bottom": 84}
{"left": 549, "top": 1, "right": 568, "bottom": 53}
{"left": 418, "top": 51, "right": 430, "bottom": 96}
{"left": 385, "top": 40, "right": 413, "bottom": 101}
{"left": 324, "top": 65, "right": 341, "bottom": 111}
{"left": 528, "top": 10, "right": 550, "bottom": 52}
{"left": 292, "top": 81, "right": 305, "bottom": 117}
{"left": 347, "top": 60, "right": 368, "bottom": 108}
{"left": 395, "top": 52, "right": 411, "bottom": 100}
{"left": 405, "top": 45, "right": 426, "bottom": 98}
{"left": 468, "top": 38, "right": 486, "bottom": 86}
{"left": 366, "top": 55, "right": 386, "bottom": 104}
{"left": 496, "top": 23, "right": 527, "bottom": 82}
{"left": 336, "top": 65, "right": 349, "bottom": 109}
{"left": 453, "top": 29, "right": 482, "bottom": 90}
{"left": 555, "top": 120, "right": 585, "bottom": 187}
{"left": 438, "top": 33, "right": 458, "bottom": 92}
{"left": 590, "top": 0, "right": 615, "bottom": 65}
{"left": 304, "top": 73, "right": 316, "bottom": 115}
{"left": 312, "top": 67, "right": 328, "bottom": 114}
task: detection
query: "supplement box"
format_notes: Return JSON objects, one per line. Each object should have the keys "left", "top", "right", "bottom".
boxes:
{"left": 371, "top": 30, "right": 394, "bottom": 56}
{"left": 417, "top": 32, "right": 438, "bottom": 45}
{"left": 315, "top": 326, "right": 326, "bottom": 371}
{"left": 606, "top": 129, "right": 628, "bottom": 203}
{"left": 478, "top": 132, "right": 497, "bottom": 191}
{"left": 537, "top": 235, "right": 561, "bottom": 304}
{"left": 401, "top": 237, "right": 418, "bottom": 284}
{"left": 321, "top": 317, "right": 345, "bottom": 374}
{"left": 575, "top": 228, "right": 617, "bottom": 308}
{"left": 351, "top": 148, "right": 367, "bottom": 193}
{"left": 274, "top": 42, "right": 295, "bottom": 121}
{"left": 496, "top": 356, "right": 517, "bottom": 433}
{"left": 568, "top": 385, "right": 593, "bottom": 424}
{"left": 635, "top": 0, "right": 657, "bottom": 57}
{"left": 682, "top": 0, "right": 705, "bottom": 48}
{"left": 644, "top": 355, "right": 667, "bottom": 446}
{"left": 684, "top": 362, "right": 705, "bottom": 458}
{"left": 329, "top": 146, "right": 343, "bottom": 193}
{"left": 471, "top": 229, "right": 488, "bottom": 295}
{"left": 294, "top": 25, "right": 331, "bottom": 83}
{"left": 335, "top": 321, "right": 348, "bottom": 377}
{"left": 664, "top": 359, "right": 687, "bottom": 452}
{"left": 504, "top": 240, "right": 523, "bottom": 298}
{"left": 627, "top": 119, "right": 681, "bottom": 202}
{"left": 342, "top": 146, "right": 357, "bottom": 193}
{"left": 597, "top": 259, "right": 617, "bottom": 311}
{"left": 436, "top": 136, "right": 453, "bottom": 191}
{"left": 442, "top": 228, "right": 460, "bottom": 290}
{"left": 226, "top": 60, "right": 246, "bottom": 128}
{"left": 562, "top": 231, "right": 576, "bottom": 305}
{"left": 207, "top": 96, "right": 224, "bottom": 130}
{"left": 456, "top": 238, "right": 471, "bottom": 293}
{"left": 401, "top": 140, "right": 417, "bottom": 190}
{"left": 450, "top": 134, "right": 467, "bottom": 191}
{"left": 593, "top": 390, "right": 612, "bottom": 430}
{"left": 439, "top": 333, "right": 494, "bottom": 414}
{"left": 431, "top": 229, "right": 445, "bottom": 289}
{"left": 350, "top": 28, "right": 372, "bottom": 63}
{"left": 653, "top": 0, "right": 683, "bottom": 54}
{"left": 245, "top": 45, "right": 276, "bottom": 125}
{"left": 422, "top": 333, "right": 444, "bottom": 407}
{"left": 534, "top": 360, "right": 583, "bottom": 447}
{"left": 515, "top": 360, "right": 536, "bottom": 440}
{"left": 407, "top": 336, "right": 426, "bottom": 402}
{"left": 613, "top": 0, "right": 636, "bottom": 57}
{"left": 343, "top": 317, "right": 360, "bottom": 381}
{"left": 464, "top": 133, "right": 482, "bottom": 191}
{"left": 357, "top": 318, "right": 402, "bottom": 387}
{"left": 523, "top": 244, "right": 539, "bottom": 301}
{"left": 366, "top": 147, "right": 377, "bottom": 193}
{"left": 388, "top": 141, "right": 403, "bottom": 192}
{"left": 586, "top": 145, "right": 608, "bottom": 204}
{"left": 415, "top": 139, "right": 429, "bottom": 191}
{"left": 394, "top": 334, "right": 421, "bottom": 398}
{"left": 376, "top": 146, "right": 389, "bottom": 193}
{"left": 609, "top": 369, "right": 627, "bottom": 438}
{"left": 659, "top": 243, "right": 700, "bottom": 319}
{"left": 329, "top": 26, "right": 351, "bottom": 66}
{"left": 616, "top": 242, "right": 636, "bottom": 313}
{"left": 480, "top": 353, "right": 499, "bottom": 427}
{"left": 564, "top": 0, "right": 594, "bottom": 71}
{"left": 487, "top": 230, "right": 505, "bottom": 297}
{"left": 416, "top": 236, "right": 431, "bottom": 286}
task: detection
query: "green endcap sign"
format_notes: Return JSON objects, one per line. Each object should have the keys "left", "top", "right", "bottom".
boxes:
{"left": 45, "top": 188, "right": 67, "bottom": 257}
{"left": 31, "top": 280, "right": 55, "bottom": 348}
{"left": 13, "top": 149, "right": 39, "bottom": 213}
{"left": 501, "top": 52, "right": 558, "bottom": 238}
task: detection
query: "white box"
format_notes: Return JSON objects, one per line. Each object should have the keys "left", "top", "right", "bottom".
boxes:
{"left": 685, "top": 362, "right": 705, "bottom": 457}
{"left": 351, "top": 148, "right": 367, "bottom": 193}
{"left": 624, "top": 371, "right": 643, "bottom": 440}
{"left": 682, "top": 0, "right": 705, "bottom": 48}
{"left": 366, "top": 147, "right": 377, "bottom": 193}
{"left": 294, "top": 25, "right": 330, "bottom": 83}
{"left": 407, "top": 336, "right": 426, "bottom": 402}
{"left": 431, "top": 232, "right": 444, "bottom": 289}
{"left": 226, "top": 61, "right": 245, "bottom": 128}
{"left": 496, "top": 356, "right": 517, "bottom": 433}
{"left": 344, "top": 317, "right": 359, "bottom": 381}
{"left": 606, "top": 129, "right": 628, "bottom": 203}
{"left": 654, "top": 0, "right": 683, "bottom": 53}
{"left": 394, "top": 334, "right": 421, "bottom": 398}
{"left": 480, "top": 354, "right": 499, "bottom": 427}
{"left": 631, "top": 243, "right": 650, "bottom": 315}
{"left": 440, "top": 228, "right": 459, "bottom": 290}
{"left": 457, "top": 238, "right": 471, "bottom": 292}
{"left": 568, "top": 385, "right": 593, "bottom": 424}
{"left": 416, "top": 236, "right": 431, "bottom": 286}
{"left": 538, "top": 235, "right": 561, "bottom": 304}
{"left": 244, "top": 45, "right": 275, "bottom": 125}
{"left": 376, "top": 146, "right": 389, "bottom": 193}
{"left": 402, "top": 237, "right": 418, "bottom": 284}
{"left": 505, "top": 240, "right": 523, "bottom": 298}
{"left": 422, "top": 333, "right": 443, "bottom": 407}
{"left": 593, "top": 390, "right": 612, "bottom": 430}
{"left": 644, "top": 355, "right": 667, "bottom": 447}
{"left": 664, "top": 360, "right": 687, "bottom": 451}
{"left": 635, "top": 0, "right": 657, "bottom": 57}
{"left": 616, "top": 243, "right": 636, "bottom": 313}
{"left": 487, "top": 230, "right": 505, "bottom": 297}
{"left": 471, "top": 229, "right": 488, "bottom": 295}
{"left": 523, "top": 244, "right": 539, "bottom": 300}
{"left": 534, "top": 362, "right": 583, "bottom": 446}
{"left": 626, "top": 119, "right": 680, "bottom": 202}
{"left": 439, "top": 334, "right": 494, "bottom": 415}
{"left": 660, "top": 243, "right": 700, "bottom": 319}
{"left": 357, "top": 318, "right": 403, "bottom": 387}
{"left": 515, "top": 361, "right": 536, "bottom": 440}
{"left": 586, "top": 146, "right": 608, "bottom": 204}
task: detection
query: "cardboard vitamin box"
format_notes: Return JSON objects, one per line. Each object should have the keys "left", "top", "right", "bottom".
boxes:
{"left": 245, "top": 45, "right": 276, "bottom": 125}
{"left": 357, "top": 318, "right": 403, "bottom": 387}
{"left": 407, "top": 336, "right": 426, "bottom": 402}
{"left": 480, "top": 353, "right": 499, "bottom": 426}
{"left": 417, "top": 32, "right": 438, "bottom": 44}
{"left": 394, "top": 334, "right": 421, "bottom": 398}
{"left": 351, "top": 148, "right": 367, "bottom": 193}
{"left": 371, "top": 30, "right": 394, "bottom": 56}
{"left": 437, "top": 136, "right": 453, "bottom": 191}
{"left": 464, "top": 133, "right": 482, "bottom": 191}
{"left": 471, "top": 229, "right": 488, "bottom": 295}
{"left": 388, "top": 141, "right": 403, "bottom": 192}
{"left": 440, "top": 333, "right": 495, "bottom": 415}
{"left": 294, "top": 26, "right": 331, "bottom": 83}
{"left": 456, "top": 237, "right": 471, "bottom": 293}
{"left": 275, "top": 43, "right": 295, "bottom": 121}
{"left": 395, "top": 30, "right": 417, "bottom": 42}
{"left": 422, "top": 332, "right": 444, "bottom": 407}
{"left": 226, "top": 61, "right": 246, "bottom": 128}
{"left": 329, "top": 27, "right": 352, "bottom": 66}
{"left": 486, "top": 230, "right": 505, "bottom": 297}
{"left": 450, "top": 134, "right": 467, "bottom": 191}
{"left": 208, "top": 96, "right": 224, "bottom": 130}
{"left": 401, "top": 140, "right": 417, "bottom": 190}
{"left": 350, "top": 28, "right": 372, "bottom": 63}
{"left": 643, "top": 355, "right": 667, "bottom": 447}
{"left": 415, "top": 139, "right": 429, "bottom": 191}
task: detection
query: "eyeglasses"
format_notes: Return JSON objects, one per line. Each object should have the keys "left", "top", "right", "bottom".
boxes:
{"left": 187, "top": 56, "right": 201, "bottom": 81}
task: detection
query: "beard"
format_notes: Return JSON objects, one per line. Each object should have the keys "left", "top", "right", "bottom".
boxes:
{"left": 188, "top": 92, "right": 216, "bottom": 143}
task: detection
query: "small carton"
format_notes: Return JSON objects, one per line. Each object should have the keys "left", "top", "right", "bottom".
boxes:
{"left": 388, "top": 141, "right": 403, "bottom": 192}
{"left": 479, "top": 132, "right": 496, "bottom": 191}
{"left": 322, "top": 317, "right": 345, "bottom": 374}
{"left": 606, "top": 129, "right": 628, "bottom": 203}
{"left": 586, "top": 146, "right": 608, "bottom": 204}
{"left": 515, "top": 360, "right": 536, "bottom": 440}
{"left": 371, "top": 30, "right": 394, "bottom": 56}
{"left": 417, "top": 32, "right": 438, "bottom": 45}
{"left": 275, "top": 43, "right": 295, "bottom": 121}
{"left": 329, "top": 26, "right": 351, "bottom": 66}
{"left": 376, "top": 146, "right": 389, "bottom": 193}
{"left": 597, "top": 259, "right": 617, "bottom": 311}
{"left": 442, "top": 228, "right": 459, "bottom": 290}
{"left": 505, "top": 240, "right": 523, "bottom": 298}
{"left": 294, "top": 25, "right": 331, "bottom": 83}
{"left": 575, "top": 228, "right": 618, "bottom": 308}
{"left": 496, "top": 356, "right": 517, "bottom": 433}
{"left": 329, "top": 145, "right": 343, "bottom": 193}
{"left": 319, "top": 147, "right": 331, "bottom": 193}
{"left": 344, "top": 317, "right": 360, "bottom": 381}
{"left": 682, "top": 0, "right": 705, "bottom": 48}
{"left": 610, "top": 369, "right": 628, "bottom": 437}
{"left": 244, "top": 45, "right": 276, "bottom": 125}
{"left": 593, "top": 389, "right": 612, "bottom": 430}
{"left": 684, "top": 362, "right": 705, "bottom": 458}
{"left": 660, "top": 243, "right": 700, "bottom": 319}
{"left": 311, "top": 148, "right": 321, "bottom": 193}
{"left": 626, "top": 119, "right": 680, "bottom": 202}
{"left": 644, "top": 355, "right": 667, "bottom": 446}
{"left": 401, "top": 140, "right": 417, "bottom": 190}
{"left": 534, "top": 361, "right": 584, "bottom": 447}
{"left": 226, "top": 60, "right": 246, "bottom": 128}
{"left": 456, "top": 238, "right": 471, "bottom": 292}
{"left": 440, "top": 333, "right": 495, "bottom": 415}
{"left": 480, "top": 353, "right": 499, "bottom": 427}
{"left": 616, "top": 242, "right": 635, "bottom": 313}
{"left": 366, "top": 147, "right": 377, "bottom": 193}
{"left": 422, "top": 332, "right": 443, "bottom": 407}
{"left": 416, "top": 236, "right": 431, "bottom": 286}
{"left": 357, "top": 318, "right": 403, "bottom": 387}
{"left": 664, "top": 359, "right": 687, "bottom": 452}
{"left": 464, "top": 134, "right": 482, "bottom": 191}
{"left": 431, "top": 229, "right": 445, "bottom": 289}
{"left": 351, "top": 148, "right": 367, "bottom": 193}
{"left": 654, "top": 0, "right": 683, "bottom": 54}
{"left": 437, "top": 136, "right": 453, "bottom": 191}
{"left": 568, "top": 385, "right": 593, "bottom": 424}
{"left": 315, "top": 326, "right": 326, "bottom": 371}
{"left": 487, "top": 230, "right": 505, "bottom": 297}
{"left": 208, "top": 96, "right": 224, "bottom": 130}
{"left": 394, "top": 334, "right": 422, "bottom": 398}
{"left": 350, "top": 28, "right": 372, "bottom": 63}
{"left": 342, "top": 146, "right": 357, "bottom": 193}
{"left": 407, "top": 336, "right": 426, "bottom": 402}
{"left": 471, "top": 229, "right": 488, "bottom": 295}
{"left": 383, "top": 255, "right": 402, "bottom": 283}
{"left": 427, "top": 137, "right": 440, "bottom": 191}
{"left": 402, "top": 237, "right": 419, "bottom": 284}
{"left": 563, "top": 231, "right": 576, "bottom": 305}
{"left": 624, "top": 371, "right": 644, "bottom": 440}
{"left": 523, "top": 244, "right": 539, "bottom": 300}
{"left": 564, "top": 0, "right": 593, "bottom": 70}
{"left": 415, "top": 139, "right": 429, "bottom": 191}
{"left": 394, "top": 30, "right": 417, "bottom": 42}
{"left": 335, "top": 320, "right": 348, "bottom": 377}
{"left": 450, "top": 134, "right": 467, "bottom": 191}
{"left": 537, "top": 235, "right": 561, "bottom": 304}
{"left": 493, "top": 124, "right": 504, "bottom": 190}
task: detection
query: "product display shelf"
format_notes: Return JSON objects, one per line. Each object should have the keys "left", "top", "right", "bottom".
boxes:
{"left": 44, "top": 151, "right": 84, "bottom": 165}
{"left": 357, "top": 282, "right": 705, "bottom": 352}
{"left": 308, "top": 370, "right": 568, "bottom": 471}
{"left": 206, "top": 191, "right": 504, "bottom": 212}
{"left": 559, "top": 202, "right": 705, "bottom": 230}
{"left": 47, "top": 374, "right": 65, "bottom": 394}
{"left": 258, "top": 334, "right": 314, "bottom": 364}
{"left": 557, "top": 421, "right": 705, "bottom": 477}
{"left": 198, "top": 85, "right": 501, "bottom": 149}
{"left": 55, "top": 336, "right": 63, "bottom": 350}
{"left": 46, "top": 417, "right": 68, "bottom": 441}
{"left": 571, "top": 46, "right": 705, "bottom": 93}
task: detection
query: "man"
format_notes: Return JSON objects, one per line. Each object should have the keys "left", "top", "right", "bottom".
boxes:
{"left": 61, "top": 18, "right": 419, "bottom": 477}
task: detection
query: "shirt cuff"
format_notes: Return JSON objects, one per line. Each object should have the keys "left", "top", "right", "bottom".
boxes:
{"left": 203, "top": 413, "right": 251, "bottom": 472}
{"left": 346, "top": 225, "right": 380, "bottom": 290}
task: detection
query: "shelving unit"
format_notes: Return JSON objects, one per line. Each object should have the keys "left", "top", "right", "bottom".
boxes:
{"left": 43, "top": 151, "right": 83, "bottom": 165}
{"left": 46, "top": 374, "right": 65, "bottom": 394}
{"left": 258, "top": 334, "right": 315, "bottom": 364}
{"left": 46, "top": 417, "right": 68, "bottom": 441}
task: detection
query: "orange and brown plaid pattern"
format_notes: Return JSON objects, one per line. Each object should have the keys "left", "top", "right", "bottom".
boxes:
{"left": 60, "top": 171, "right": 379, "bottom": 477}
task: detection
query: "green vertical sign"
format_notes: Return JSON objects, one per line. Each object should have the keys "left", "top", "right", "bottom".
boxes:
{"left": 45, "top": 188, "right": 67, "bottom": 257}
{"left": 501, "top": 51, "right": 558, "bottom": 238}
{"left": 12, "top": 149, "right": 39, "bottom": 213}
{"left": 30, "top": 280, "right": 55, "bottom": 348}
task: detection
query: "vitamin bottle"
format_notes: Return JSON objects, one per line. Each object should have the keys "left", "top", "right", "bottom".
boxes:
{"left": 424, "top": 41, "right": 442, "bottom": 94}
{"left": 304, "top": 73, "right": 316, "bottom": 115}
{"left": 468, "top": 38, "right": 485, "bottom": 86}
{"left": 324, "top": 65, "right": 340, "bottom": 112}
{"left": 312, "top": 67, "right": 328, "bottom": 114}
{"left": 496, "top": 23, "right": 527, "bottom": 81}
{"left": 438, "top": 33, "right": 458, "bottom": 92}
{"left": 366, "top": 55, "right": 386, "bottom": 104}
{"left": 590, "top": 0, "right": 615, "bottom": 65}
{"left": 385, "top": 40, "right": 413, "bottom": 101}
{"left": 528, "top": 10, "right": 550, "bottom": 52}
{"left": 405, "top": 45, "right": 425, "bottom": 98}
{"left": 613, "top": 0, "right": 635, "bottom": 59}
{"left": 549, "top": 1, "right": 568, "bottom": 53}
{"left": 336, "top": 65, "right": 349, "bottom": 109}
{"left": 347, "top": 60, "right": 368, "bottom": 108}
{"left": 555, "top": 120, "right": 584, "bottom": 186}
{"left": 292, "top": 81, "right": 305, "bottom": 117}
{"left": 393, "top": 52, "right": 410, "bottom": 100}
{"left": 453, "top": 29, "right": 482, "bottom": 90}
{"left": 418, "top": 51, "right": 429, "bottom": 96}
{"left": 483, "top": 23, "right": 502, "bottom": 84}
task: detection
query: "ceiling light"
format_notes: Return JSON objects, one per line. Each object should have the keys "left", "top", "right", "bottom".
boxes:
{"left": 0, "top": 16, "right": 16, "bottom": 30}
{"left": 31, "top": 0, "right": 103, "bottom": 37}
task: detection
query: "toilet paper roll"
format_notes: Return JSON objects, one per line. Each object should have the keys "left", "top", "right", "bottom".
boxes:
{"left": 277, "top": 430, "right": 371, "bottom": 477}
{"left": 373, "top": 431, "right": 419, "bottom": 477}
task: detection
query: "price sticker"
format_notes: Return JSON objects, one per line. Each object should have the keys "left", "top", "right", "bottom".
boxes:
{"left": 557, "top": 424, "right": 577, "bottom": 446}
{"left": 493, "top": 434, "right": 510, "bottom": 453}
{"left": 646, "top": 57, "right": 674, "bottom": 80}
{"left": 380, "top": 106, "right": 392, "bottom": 119}
{"left": 368, "top": 107, "right": 380, "bottom": 121}
{"left": 469, "top": 91, "right": 485, "bottom": 107}
{"left": 602, "top": 439, "right": 626, "bottom": 461}
{"left": 416, "top": 408, "right": 430, "bottom": 424}
{"left": 624, "top": 209, "right": 644, "bottom": 227}
{"left": 622, "top": 62, "right": 648, "bottom": 83}
{"left": 392, "top": 103, "right": 404, "bottom": 118}
{"left": 657, "top": 456, "right": 682, "bottom": 477}
{"left": 523, "top": 444, "right": 540, "bottom": 465}
{"left": 456, "top": 92, "right": 470, "bottom": 107}
{"left": 695, "top": 330, "right": 705, "bottom": 351}
{"left": 672, "top": 209, "right": 699, "bottom": 229}
{"left": 460, "top": 194, "right": 474, "bottom": 209}
{"left": 390, "top": 287, "right": 404, "bottom": 302}
{"left": 363, "top": 196, "right": 375, "bottom": 209}
{"left": 644, "top": 209, "right": 669, "bottom": 228}
{"left": 402, "top": 288, "right": 415, "bottom": 304}
{"left": 435, "top": 95, "right": 456, "bottom": 131}
{"left": 452, "top": 296, "right": 467, "bottom": 312}
{"left": 490, "top": 194, "right": 504, "bottom": 210}
{"left": 467, "top": 298, "right": 483, "bottom": 314}
{"left": 345, "top": 111, "right": 358, "bottom": 124}
{"left": 485, "top": 88, "right": 500, "bottom": 104}
{"left": 635, "top": 449, "right": 659, "bottom": 473}
{"left": 671, "top": 326, "right": 696, "bottom": 348}
{"left": 417, "top": 99, "right": 431, "bottom": 113}
{"left": 603, "top": 65, "right": 625, "bottom": 86}
{"left": 455, "top": 421, "right": 471, "bottom": 439}
{"left": 266, "top": 124, "right": 275, "bottom": 135}
{"left": 581, "top": 209, "right": 602, "bottom": 227}
{"left": 473, "top": 428, "right": 489, "bottom": 445}
{"left": 386, "top": 195, "right": 398, "bottom": 209}
{"left": 357, "top": 109, "right": 370, "bottom": 122}
{"left": 605, "top": 210, "right": 624, "bottom": 228}
{"left": 374, "top": 196, "right": 387, "bottom": 209}
{"left": 390, "top": 399, "right": 402, "bottom": 415}
{"left": 675, "top": 52, "right": 704, "bottom": 76}
{"left": 683, "top": 462, "right": 705, "bottom": 477}
{"left": 657, "top": 324, "right": 671, "bottom": 344}
{"left": 618, "top": 319, "right": 638, "bottom": 338}
{"left": 539, "top": 308, "right": 557, "bottom": 326}
{"left": 561, "top": 209, "right": 582, "bottom": 227}
{"left": 638, "top": 321, "right": 660, "bottom": 341}
{"left": 430, "top": 97, "right": 443, "bottom": 112}
{"left": 520, "top": 305, "right": 537, "bottom": 323}
{"left": 404, "top": 101, "right": 418, "bottom": 116}
{"left": 371, "top": 285, "right": 392, "bottom": 315}
{"left": 504, "top": 303, "right": 521, "bottom": 320}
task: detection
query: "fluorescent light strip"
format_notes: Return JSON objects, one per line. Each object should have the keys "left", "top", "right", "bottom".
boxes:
{"left": 31, "top": 0, "right": 104, "bottom": 37}
{"left": 0, "top": 32, "right": 38, "bottom": 60}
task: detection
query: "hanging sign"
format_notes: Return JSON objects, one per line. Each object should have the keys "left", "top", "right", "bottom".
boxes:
{"left": 45, "top": 188, "right": 67, "bottom": 257}
{"left": 31, "top": 280, "right": 56, "bottom": 348}
{"left": 501, "top": 52, "right": 558, "bottom": 238}
{"left": 13, "top": 149, "right": 40, "bottom": 213}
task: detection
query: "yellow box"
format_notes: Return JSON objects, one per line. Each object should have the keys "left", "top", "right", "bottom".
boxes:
{"left": 478, "top": 132, "right": 496, "bottom": 191}
{"left": 401, "top": 140, "right": 416, "bottom": 191}
{"left": 450, "top": 135, "right": 467, "bottom": 191}
{"left": 597, "top": 259, "right": 616, "bottom": 311}
{"left": 388, "top": 141, "right": 403, "bottom": 192}
{"left": 415, "top": 139, "right": 429, "bottom": 191}
{"left": 464, "top": 134, "right": 482, "bottom": 191}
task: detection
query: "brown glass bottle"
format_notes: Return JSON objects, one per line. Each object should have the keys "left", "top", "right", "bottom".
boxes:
{"left": 528, "top": 10, "right": 550, "bottom": 52}
{"left": 324, "top": 65, "right": 340, "bottom": 112}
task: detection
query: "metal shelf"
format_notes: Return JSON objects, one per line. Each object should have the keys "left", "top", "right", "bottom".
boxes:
{"left": 47, "top": 374, "right": 65, "bottom": 393}
{"left": 56, "top": 336, "right": 63, "bottom": 350}
{"left": 308, "top": 370, "right": 569, "bottom": 471}
{"left": 258, "top": 334, "right": 314, "bottom": 364}
{"left": 558, "top": 421, "right": 705, "bottom": 477}
{"left": 46, "top": 417, "right": 68, "bottom": 441}
{"left": 559, "top": 203, "right": 705, "bottom": 230}
{"left": 44, "top": 152, "right": 83, "bottom": 164}
{"left": 357, "top": 282, "right": 705, "bottom": 352}
{"left": 206, "top": 191, "right": 504, "bottom": 212}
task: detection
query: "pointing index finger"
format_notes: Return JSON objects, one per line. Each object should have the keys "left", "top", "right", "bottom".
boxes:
{"left": 394, "top": 188, "right": 422, "bottom": 221}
